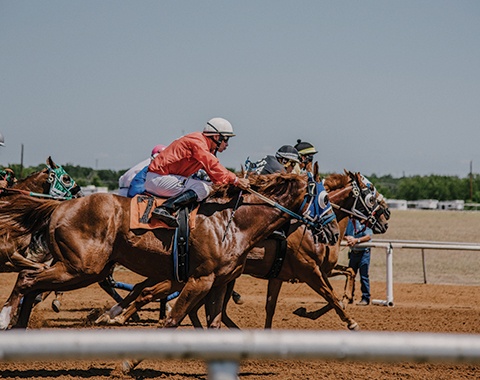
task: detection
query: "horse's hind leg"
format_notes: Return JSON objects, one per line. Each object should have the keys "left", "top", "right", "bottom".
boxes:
{"left": 329, "top": 265, "right": 355, "bottom": 304}
{"left": 303, "top": 268, "right": 359, "bottom": 331}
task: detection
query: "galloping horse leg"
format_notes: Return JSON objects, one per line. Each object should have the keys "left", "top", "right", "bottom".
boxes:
{"left": 1, "top": 262, "right": 113, "bottom": 329}
{"left": 204, "top": 284, "right": 228, "bottom": 329}
{"left": 187, "top": 279, "right": 240, "bottom": 329}
{"left": 122, "top": 275, "right": 217, "bottom": 375}
{"left": 264, "top": 278, "right": 283, "bottom": 328}
{"left": 297, "top": 267, "right": 359, "bottom": 331}
{"left": 328, "top": 265, "right": 355, "bottom": 304}
{"left": 95, "top": 277, "right": 165, "bottom": 325}
{"left": 0, "top": 268, "right": 44, "bottom": 329}
{"left": 14, "top": 291, "right": 42, "bottom": 329}
{"left": 51, "top": 291, "right": 63, "bottom": 313}
{"left": 220, "top": 280, "right": 240, "bottom": 329}
{"left": 164, "top": 273, "right": 215, "bottom": 328}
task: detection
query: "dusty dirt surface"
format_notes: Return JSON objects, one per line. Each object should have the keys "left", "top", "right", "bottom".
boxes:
{"left": 0, "top": 271, "right": 479, "bottom": 380}
{"left": 0, "top": 209, "right": 479, "bottom": 379}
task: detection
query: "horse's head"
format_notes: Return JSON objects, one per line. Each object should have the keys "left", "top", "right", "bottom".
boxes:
{"left": 245, "top": 172, "right": 339, "bottom": 246}
{"left": 45, "top": 157, "right": 83, "bottom": 199}
{"left": 358, "top": 174, "right": 390, "bottom": 234}
{"left": 11, "top": 157, "right": 83, "bottom": 199}
{"left": 324, "top": 170, "right": 389, "bottom": 234}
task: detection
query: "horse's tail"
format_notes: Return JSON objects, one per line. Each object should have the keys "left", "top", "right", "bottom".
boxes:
{"left": 0, "top": 194, "right": 60, "bottom": 236}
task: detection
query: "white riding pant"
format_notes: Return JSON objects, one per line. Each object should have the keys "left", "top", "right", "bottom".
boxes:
{"left": 145, "top": 172, "right": 212, "bottom": 201}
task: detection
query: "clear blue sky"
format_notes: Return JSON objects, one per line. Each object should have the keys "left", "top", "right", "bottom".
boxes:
{"left": 1, "top": 1, "right": 479, "bottom": 177}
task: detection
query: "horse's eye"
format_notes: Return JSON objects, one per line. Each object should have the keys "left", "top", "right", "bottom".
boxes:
{"left": 317, "top": 190, "right": 329, "bottom": 209}
{"left": 61, "top": 175, "right": 72, "bottom": 186}
{"left": 365, "top": 193, "right": 376, "bottom": 209}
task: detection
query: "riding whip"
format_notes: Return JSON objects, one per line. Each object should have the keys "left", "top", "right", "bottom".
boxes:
{"left": 222, "top": 158, "right": 251, "bottom": 242}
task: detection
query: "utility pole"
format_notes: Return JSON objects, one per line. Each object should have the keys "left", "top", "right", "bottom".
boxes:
{"left": 470, "top": 160, "right": 473, "bottom": 200}
{"left": 20, "top": 144, "right": 24, "bottom": 178}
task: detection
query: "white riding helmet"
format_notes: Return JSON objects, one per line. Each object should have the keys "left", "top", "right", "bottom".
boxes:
{"left": 0, "top": 132, "right": 4, "bottom": 147}
{"left": 203, "top": 117, "right": 235, "bottom": 137}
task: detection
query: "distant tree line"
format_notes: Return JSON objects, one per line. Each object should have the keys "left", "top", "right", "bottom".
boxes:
{"left": 2, "top": 162, "right": 480, "bottom": 203}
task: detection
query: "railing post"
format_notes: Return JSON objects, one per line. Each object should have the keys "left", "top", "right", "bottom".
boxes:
{"left": 372, "top": 243, "right": 394, "bottom": 307}
{"left": 208, "top": 360, "right": 239, "bottom": 380}
{"left": 386, "top": 244, "right": 394, "bottom": 306}
{"left": 421, "top": 248, "right": 427, "bottom": 284}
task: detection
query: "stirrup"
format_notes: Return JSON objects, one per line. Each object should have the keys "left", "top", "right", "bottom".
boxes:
{"left": 151, "top": 207, "right": 179, "bottom": 228}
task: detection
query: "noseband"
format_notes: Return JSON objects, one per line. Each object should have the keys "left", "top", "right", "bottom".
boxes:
{"left": 329, "top": 177, "right": 381, "bottom": 229}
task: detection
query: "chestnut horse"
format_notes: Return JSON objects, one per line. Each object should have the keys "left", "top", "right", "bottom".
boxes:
{"left": 0, "top": 157, "right": 82, "bottom": 273}
{"left": 95, "top": 170, "right": 388, "bottom": 331}
{"left": 0, "top": 172, "right": 338, "bottom": 329}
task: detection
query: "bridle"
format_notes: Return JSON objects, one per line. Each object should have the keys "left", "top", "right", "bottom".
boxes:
{"left": 328, "top": 175, "right": 381, "bottom": 230}
{"left": 245, "top": 173, "right": 336, "bottom": 235}
{"left": 0, "top": 164, "right": 82, "bottom": 200}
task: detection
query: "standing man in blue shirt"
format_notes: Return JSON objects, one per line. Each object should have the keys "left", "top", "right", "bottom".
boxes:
{"left": 344, "top": 218, "right": 373, "bottom": 306}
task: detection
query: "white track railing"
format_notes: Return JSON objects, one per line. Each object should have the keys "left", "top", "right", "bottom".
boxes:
{"left": 0, "top": 329, "right": 479, "bottom": 379}
{"left": 341, "top": 239, "right": 480, "bottom": 307}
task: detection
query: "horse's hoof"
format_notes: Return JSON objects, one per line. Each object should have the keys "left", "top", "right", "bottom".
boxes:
{"left": 94, "top": 313, "right": 111, "bottom": 325}
{"left": 293, "top": 307, "right": 307, "bottom": 317}
{"left": 121, "top": 359, "right": 138, "bottom": 374}
{"left": 52, "top": 299, "right": 61, "bottom": 313}
{"left": 348, "top": 321, "right": 360, "bottom": 331}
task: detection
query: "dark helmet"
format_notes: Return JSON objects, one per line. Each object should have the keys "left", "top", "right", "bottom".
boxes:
{"left": 294, "top": 139, "right": 317, "bottom": 156}
{"left": 275, "top": 145, "right": 300, "bottom": 163}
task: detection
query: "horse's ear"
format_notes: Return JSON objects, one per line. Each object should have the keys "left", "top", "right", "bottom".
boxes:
{"left": 240, "top": 165, "right": 245, "bottom": 178}
{"left": 313, "top": 161, "right": 320, "bottom": 182}
{"left": 46, "top": 156, "right": 58, "bottom": 169}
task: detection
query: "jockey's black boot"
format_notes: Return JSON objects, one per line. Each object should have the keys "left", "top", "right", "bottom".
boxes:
{"left": 151, "top": 190, "right": 198, "bottom": 228}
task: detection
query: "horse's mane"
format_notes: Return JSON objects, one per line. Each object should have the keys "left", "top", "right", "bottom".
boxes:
{"left": 323, "top": 173, "right": 349, "bottom": 192}
{"left": 207, "top": 172, "right": 306, "bottom": 203}
{"left": 15, "top": 169, "right": 46, "bottom": 184}
{"left": 0, "top": 195, "right": 59, "bottom": 237}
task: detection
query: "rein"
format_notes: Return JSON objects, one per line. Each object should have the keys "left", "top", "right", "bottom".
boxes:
{"left": 328, "top": 180, "right": 378, "bottom": 228}
{"left": 244, "top": 187, "right": 335, "bottom": 230}
{"left": 0, "top": 187, "right": 72, "bottom": 201}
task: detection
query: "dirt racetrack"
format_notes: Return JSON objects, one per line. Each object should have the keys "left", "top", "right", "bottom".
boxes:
{"left": 0, "top": 209, "right": 479, "bottom": 379}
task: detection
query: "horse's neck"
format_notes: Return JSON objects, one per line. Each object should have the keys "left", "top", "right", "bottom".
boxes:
{"left": 14, "top": 173, "right": 46, "bottom": 193}
{"left": 336, "top": 217, "right": 349, "bottom": 243}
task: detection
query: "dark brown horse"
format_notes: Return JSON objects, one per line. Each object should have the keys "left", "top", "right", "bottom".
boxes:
{"left": 0, "top": 172, "right": 338, "bottom": 329}
{"left": 95, "top": 170, "right": 389, "bottom": 331}
{"left": 0, "top": 157, "right": 82, "bottom": 273}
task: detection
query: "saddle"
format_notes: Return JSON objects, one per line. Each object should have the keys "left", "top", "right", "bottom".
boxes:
{"left": 130, "top": 194, "right": 197, "bottom": 282}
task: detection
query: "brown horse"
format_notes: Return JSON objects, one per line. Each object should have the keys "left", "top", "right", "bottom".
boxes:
{"left": 96, "top": 170, "right": 389, "bottom": 331}
{"left": 0, "top": 157, "right": 82, "bottom": 273}
{"left": 0, "top": 172, "right": 338, "bottom": 329}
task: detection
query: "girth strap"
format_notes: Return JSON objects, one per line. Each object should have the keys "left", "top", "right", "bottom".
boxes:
{"left": 265, "top": 230, "right": 288, "bottom": 279}
{"left": 173, "top": 207, "right": 189, "bottom": 282}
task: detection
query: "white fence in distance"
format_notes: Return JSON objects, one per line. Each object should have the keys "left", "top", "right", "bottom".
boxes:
{"left": 342, "top": 239, "right": 480, "bottom": 307}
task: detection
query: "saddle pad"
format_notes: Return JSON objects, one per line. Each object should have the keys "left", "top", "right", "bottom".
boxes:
{"left": 130, "top": 195, "right": 171, "bottom": 230}
{"left": 129, "top": 195, "right": 198, "bottom": 230}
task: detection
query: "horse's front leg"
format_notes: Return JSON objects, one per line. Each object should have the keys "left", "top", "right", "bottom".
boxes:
{"left": 95, "top": 277, "right": 160, "bottom": 324}
{"left": 221, "top": 280, "right": 240, "bottom": 329}
{"left": 164, "top": 273, "right": 215, "bottom": 328}
{"left": 204, "top": 284, "right": 228, "bottom": 329}
{"left": 265, "top": 278, "right": 283, "bottom": 328}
